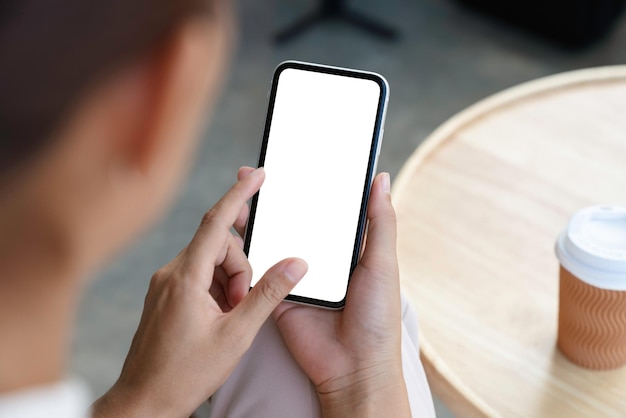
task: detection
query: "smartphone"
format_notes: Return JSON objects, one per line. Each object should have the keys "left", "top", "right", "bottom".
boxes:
{"left": 243, "top": 61, "right": 389, "bottom": 309}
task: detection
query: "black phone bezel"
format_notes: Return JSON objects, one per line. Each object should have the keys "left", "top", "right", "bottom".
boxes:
{"left": 243, "top": 61, "right": 388, "bottom": 309}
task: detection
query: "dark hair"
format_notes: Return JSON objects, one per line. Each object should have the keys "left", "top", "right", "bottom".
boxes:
{"left": 0, "top": 0, "right": 215, "bottom": 171}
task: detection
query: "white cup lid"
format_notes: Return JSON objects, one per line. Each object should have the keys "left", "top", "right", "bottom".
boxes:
{"left": 555, "top": 205, "right": 626, "bottom": 290}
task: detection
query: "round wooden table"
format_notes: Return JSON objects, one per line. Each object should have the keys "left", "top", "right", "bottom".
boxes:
{"left": 392, "top": 66, "right": 626, "bottom": 418}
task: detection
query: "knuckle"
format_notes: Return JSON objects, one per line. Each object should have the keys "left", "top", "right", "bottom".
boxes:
{"left": 257, "top": 277, "right": 285, "bottom": 306}
{"left": 146, "top": 270, "right": 166, "bottom": 305}
{"left": 360, "top": 251, "right": 398, "bottom": 276}
{"left": 149, "top": 270, "right": 166, "bottom": 289}
{"left": 383, "top": 202, "right": 397, "bottom": 222}
{"left": 388, "top": 201, "right": 397, "bottom": 217}
{"left": 151, "top": 267, "right": 186, "bottom": 294}
{"left": 373, "top": 208, "right": 397, "bottom": 229}
{"left": 241, "top": 258, "right": 253, "bottom": 276}
{"left": 201, "top": 206, "right": 220, "bottom": 227}
{"left": 359, "top": 255, "right": 385, "bottom": 275}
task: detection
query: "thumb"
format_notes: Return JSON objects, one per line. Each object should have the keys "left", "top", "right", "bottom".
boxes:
{"left": 230, "top": 258, "right": 308, "bottom": 331}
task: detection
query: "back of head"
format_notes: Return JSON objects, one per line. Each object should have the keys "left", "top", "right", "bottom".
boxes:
{"left": 0, "top": 0, "right": 214, "bottom": 173}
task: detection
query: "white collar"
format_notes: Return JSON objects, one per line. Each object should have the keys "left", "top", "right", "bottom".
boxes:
{"left": 0, "top": 379, "right": 91, "bottom": 418}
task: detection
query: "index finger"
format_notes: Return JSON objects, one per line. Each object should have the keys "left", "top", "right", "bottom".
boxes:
{"left": 184, "top": 167, "right": 265, "bottom": 275}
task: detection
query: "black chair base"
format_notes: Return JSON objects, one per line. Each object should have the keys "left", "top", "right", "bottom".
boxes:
{"left": 275, "top": 0, "right": 398, "bottom": 44}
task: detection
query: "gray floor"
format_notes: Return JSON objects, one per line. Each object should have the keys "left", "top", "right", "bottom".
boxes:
{"left": 72, "top": 0, "right": 626, "bottom": 416}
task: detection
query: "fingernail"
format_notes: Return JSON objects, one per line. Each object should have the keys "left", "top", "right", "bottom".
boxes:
{"left": 245, "top": 167, "right": 264, "bottom": 178}
{"left": 284, "top": 259, "right": 308, "bottom": 283}
{"left": 381, "top": 172, "right": 390, "bottom": 194}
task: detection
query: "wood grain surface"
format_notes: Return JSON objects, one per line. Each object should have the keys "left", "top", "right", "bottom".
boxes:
{"left": 392, "top": 66, "right": 626, "bottom": 418}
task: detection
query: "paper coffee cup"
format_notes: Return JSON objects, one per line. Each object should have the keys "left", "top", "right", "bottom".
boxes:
{"left": 555, "top": 205, "right": 626, "bottom": 370}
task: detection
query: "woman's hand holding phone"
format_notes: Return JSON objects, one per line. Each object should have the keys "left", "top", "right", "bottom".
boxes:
{"left": 240, "top": 166, "right": 412, "bottom": 418}
{"left": 94, "top": 165, "right": 410, "bottom": 417}
{"left": 93, "top": 168, "right": 308, "bottom": 418}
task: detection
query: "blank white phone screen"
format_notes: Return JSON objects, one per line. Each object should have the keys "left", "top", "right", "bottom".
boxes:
{"left": 247, "top": 67, "right": 382, "bottom": 303}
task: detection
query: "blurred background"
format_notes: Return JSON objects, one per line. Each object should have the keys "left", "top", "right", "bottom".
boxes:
{"left": 71, "top": 0, "right": 626, "bottom": 416}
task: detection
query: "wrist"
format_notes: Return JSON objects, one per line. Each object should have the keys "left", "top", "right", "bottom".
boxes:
{"left": 316, "top": 366, "right": 411, "bottom": 418}
{"left": 92, "top": 380, "right": 168, "bottom": 418}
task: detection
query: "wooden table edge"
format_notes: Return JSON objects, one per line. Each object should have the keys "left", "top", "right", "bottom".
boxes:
{"left": 391, "top": 65, "right": 626, "bottom": 417}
